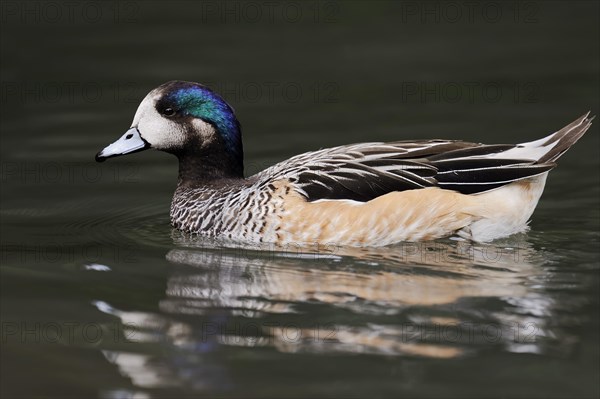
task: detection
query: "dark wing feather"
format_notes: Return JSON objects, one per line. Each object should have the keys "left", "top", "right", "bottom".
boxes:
{"left": 427, "top": 144, "right": 516, "bottom": 161}
{"left": 435, "top": 163, "right": 554, "bottom": 194}
{"left": 299, "top": 161, "right": 436, "bottom": 201}
{"left": 254, "top": 140, "right": 554, "bottom": 202}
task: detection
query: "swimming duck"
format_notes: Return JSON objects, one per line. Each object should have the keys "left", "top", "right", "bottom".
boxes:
{"left": 95, "top": 81, "right": 593, "bottom": 246}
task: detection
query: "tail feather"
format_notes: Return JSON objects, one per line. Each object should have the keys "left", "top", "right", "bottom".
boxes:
{"left": 432, "top": 112, "right": 593, "bottom": 195}
{"left": 485, "top": 112, "right": 594, "bottom": 163}
{"left": 537, "top": 112, "right": 594, "bottom": 163}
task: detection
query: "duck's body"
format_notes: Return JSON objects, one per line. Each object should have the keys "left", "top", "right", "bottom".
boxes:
{"left": 96, "top": 81, "right": 593, "bottom": 247}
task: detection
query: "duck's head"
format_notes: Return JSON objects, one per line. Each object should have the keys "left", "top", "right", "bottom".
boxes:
{"left": 96, "top": 80, "right": 243, "bottom": 179}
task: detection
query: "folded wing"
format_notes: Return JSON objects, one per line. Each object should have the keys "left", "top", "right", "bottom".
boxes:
{"left": 254, "top": 113, "right": 592, "bottom": 202}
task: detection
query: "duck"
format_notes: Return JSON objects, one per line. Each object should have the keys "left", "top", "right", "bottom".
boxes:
{"left": 95, "top": 80, "right": 593, "bottom": 247}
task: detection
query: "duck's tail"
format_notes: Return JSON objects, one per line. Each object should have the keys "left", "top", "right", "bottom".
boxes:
{"left": 463, "top": 112, "right": 594, "bottom": 242}
{"left": 491, "top": 112, "right": 594, "bottom": 164}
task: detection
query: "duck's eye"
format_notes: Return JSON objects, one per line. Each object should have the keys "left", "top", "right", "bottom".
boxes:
{"left": 162, "top": 107, "right": 176, "bottom": 117}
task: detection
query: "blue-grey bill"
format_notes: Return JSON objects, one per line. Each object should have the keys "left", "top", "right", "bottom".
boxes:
{"left": 95, "top": 127, "right": 150, "bottom": 162}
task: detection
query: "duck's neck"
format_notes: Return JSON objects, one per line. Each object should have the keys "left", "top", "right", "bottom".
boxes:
{"left": 175, "top": 148, "right": 244, "bottom": 189}
{"left": 173, "top": 123, "right": 244, "bottom": 188}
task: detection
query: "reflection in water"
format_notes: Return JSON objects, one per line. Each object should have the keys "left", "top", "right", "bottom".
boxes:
{"left": 94, "top": 236, "right": 585, "bottom": 393}
{"left": 165, "top": 239, "right": 535, "bottom": 310}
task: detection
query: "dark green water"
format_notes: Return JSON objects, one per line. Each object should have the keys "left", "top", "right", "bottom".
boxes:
{"left": 1, "top": 1, "right": 599, "bottom": 398}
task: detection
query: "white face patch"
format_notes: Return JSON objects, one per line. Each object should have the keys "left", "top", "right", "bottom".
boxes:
{"left": 191, "top": 118, "right": 218, "bottom": 149}
{"left": 130, "top": 89, "right": 215, "bottom": 151}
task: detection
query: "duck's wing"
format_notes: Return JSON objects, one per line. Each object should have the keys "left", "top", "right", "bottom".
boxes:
{"left": 253, "top": 139, "right": 555, "bottom": 201}
{"left": 250, "top": 113, "right": 592, "bottom": 202}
